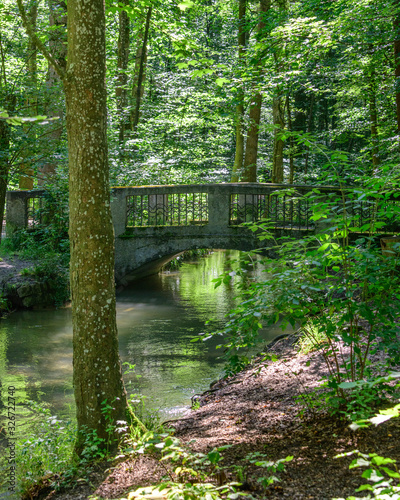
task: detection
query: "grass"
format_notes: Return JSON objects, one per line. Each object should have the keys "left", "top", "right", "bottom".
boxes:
{"left": 297, "top": 323, "right": 329, "bottom": 355}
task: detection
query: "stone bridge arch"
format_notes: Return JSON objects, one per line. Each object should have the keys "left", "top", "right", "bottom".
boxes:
{"left": 110, "top": 183, "right": 313, "bottom": 284}
{"left": 113, "top": 229, "right": 270, "bottom": 284}
{"left": 7, "top": 182, "right": 398, "bottom": 285}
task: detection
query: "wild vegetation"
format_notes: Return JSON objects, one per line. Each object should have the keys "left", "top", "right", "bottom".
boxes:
{"left": 1, "top": 0, "right": 400, "bottom": 497}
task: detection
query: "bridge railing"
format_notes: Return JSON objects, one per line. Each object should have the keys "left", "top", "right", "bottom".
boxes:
{"left": 6, "top": 183, "right": 400, "bottom": 236}
{"left": 119, "top": 183, "right": 400, "bottom": 234}
{"left": 126, "top": 192, "right": 209, "bottom": 226}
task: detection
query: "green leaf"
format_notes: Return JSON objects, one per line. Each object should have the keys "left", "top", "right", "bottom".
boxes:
{"left": 338, "top": 381, "right": 358, "bottom": 389}
{"left": 177, "top": 0, "right": 194, "bottom": 10}
{"left": 216, "top": 77, "right": 230, "bottom": 87}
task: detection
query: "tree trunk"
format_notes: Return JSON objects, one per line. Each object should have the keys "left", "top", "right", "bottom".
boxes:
{"left": 271, "top": 92, "right": 285, "bottom": 183}
{"left": 368, "top": 71, "right": 380, "bottom": 169}
{"left": 65, "top": 0, "right": 128, "bottom": 452}
{"left": 39, "top": 0, "right": 67, "bottom": 186}
{"left": 0, "top": 31, "right": 12, "bottom": 242}
{"left": 271, "top": 0, "right": 287, "bottom": 184}
{"left": 116, "top": 0, "right": 130, "bottom": 145}
{"left": 242, "top": 0, "right": 270, "bottom": 182}
{"left": 0, "top": 120, "right": 9, "bottom": 240}
{"left": 231, "top": 0, "right": 246, "bottom": 182}
{"left": 286, "top": 94, "right": 294, "bottom": 184}
{"left": 19, "top": 1, "right": 37, "bottom": 190}
{"left": 17, "top": 0, "right": 130, "bottom": 455}
{"left": 131, "top": 6, "right": 152, "bottom": 133}
{"left": 394, "top": 8, "right": 400, "bottom": 136}
{"left": 303, "top": 94, "right": 315, "bottom": 175}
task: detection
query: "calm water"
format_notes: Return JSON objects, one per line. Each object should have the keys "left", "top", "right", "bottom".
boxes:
{"left": 0, "top": 250, "right": 284, "bottom": 421}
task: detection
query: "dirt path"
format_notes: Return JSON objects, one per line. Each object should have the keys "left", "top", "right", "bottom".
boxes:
{"left": 43, "top": 336, "right": 400, "bottom": 500}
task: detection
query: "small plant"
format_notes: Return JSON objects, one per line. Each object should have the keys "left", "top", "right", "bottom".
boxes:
{"left": 298, "top": 323, "right": 329, "bottom": 355}
{"left": 6, "top": 401, "right": 77, "bottom": 497}
{"left": 334, "top": 451, "right": 400, "bottom": 500}
{"left": 335, "top": 383, "right": 400, "bottom": 499}
{"left": 127, "top": 431, "right": 292, "bottom": 499}
{"left": 191, "top": 398, "right": 201, "bottom": 410}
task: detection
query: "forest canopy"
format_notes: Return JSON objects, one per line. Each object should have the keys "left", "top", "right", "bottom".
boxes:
{"left": 1, "top": 0, "right": 399, "bottom": 192}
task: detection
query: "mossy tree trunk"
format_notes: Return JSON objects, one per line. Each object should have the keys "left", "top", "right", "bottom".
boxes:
{"left": 19, "top": 0, "right": 37, "bottom": 190}
{"left": 65, "top": 0, "right": 128, "bottom": 452}
{"left": 394, "top": 3, "right": 400, "bottom": 136}
{"left": 0, "top": 32, "right": 15, "bottom": 242}
{"left": 39, "top": 0, "right": 67, "bottom": 185}
{"left": 17, "top": 0, "right": 129, "bottom": 455}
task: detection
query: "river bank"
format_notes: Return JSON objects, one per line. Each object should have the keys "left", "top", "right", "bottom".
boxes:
{"left": 38, "top": 334, "right": 400, "bottom": 500}
{"left": 0, "top": 254, "right": 69, "bottom": 312}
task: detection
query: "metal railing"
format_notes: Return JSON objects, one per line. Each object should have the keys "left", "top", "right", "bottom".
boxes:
{"left": 27, "top": 196, "right": 44, "bottom": 227}
{"left": 5, "top": 184, "right": 400, "bottom": 236}
{"left": 126, "top": 192, "right": 208, "bottom": 227}
{"left": 229, "top": 193, "right": 313, "bottom": 230}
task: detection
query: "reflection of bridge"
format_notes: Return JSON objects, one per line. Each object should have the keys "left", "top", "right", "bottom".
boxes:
{"left": 6, "top": 183, "right": 400, "bottom": 284}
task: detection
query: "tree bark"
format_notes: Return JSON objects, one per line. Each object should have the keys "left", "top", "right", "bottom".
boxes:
{"left": 271, "top": 92, "right": 285, "bottom": 183}
{"left": 242, "top": 0, "right": 270, "bottom": 182}
{"left": 19, "top": 0, "right": 37, "bottom": 190}
{"left": 271, "top": 0, "right": 287, "bottom": 184}
{"left": 65, "top": 0, "right": 129, "bottom": 452}
{"left": 39, "top": 0, "right": 67, "bottom": 185}
{"left": 131, "top": 6, "right": 152, "bottom": 133}
{"left": 286, "top": 94, "right": 294, "bottom": 184}
{"left": 17, "top": 0, "right": 130, "bottom": 453}
{"left": 303, "top": 94, "right": 315, "bottom": 175}
{"left": 116, "top": 0, "right": 130, "bottom": 145}
{"left": 394, "top": 7, "right": 400, "bottom": 135}
{"left": 0, "top": 31, "right": 12, "bottom": 242}
{"left": 368, "top": 70, "right": 380, "bottom": 169}
{"left": 231, "top": 0, "right": 246, "bottom": 182}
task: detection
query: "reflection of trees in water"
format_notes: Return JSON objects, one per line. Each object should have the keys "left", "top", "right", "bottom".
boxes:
{"left": 163, "top": 250, "right": 265, "bottom": 324}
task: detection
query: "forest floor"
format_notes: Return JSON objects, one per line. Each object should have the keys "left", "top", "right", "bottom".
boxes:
{"left": 0, "top": 254, "right": 36, "bottom": 284}
{"left": 39, "top": 335, "right": 400, "bottom": 500}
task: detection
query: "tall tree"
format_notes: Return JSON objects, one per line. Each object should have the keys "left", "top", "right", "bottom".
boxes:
{"left": 394, "top": 2, "right": 400, "bottom": 136}
{"left": 131, "top": 5, "right": 152, "bottom": 134}
{"left": 38, "top": 0, "right": 67, "bottom": 185}
{"left": 19, "top": 0, "right": 37, "bottom": 190}
{"left": 0, "top": 31, "right": 15, "bottom": 241}
{"left": 17, "top": 0, "right": 129, "bottom": 452}
{"left": 231, "top": 0, "right": 246, "bottom": 182}
{"left": 116, "top": 0, "right": 130, "bottom": 146}
{"left": 242, "top": 0, "right": 270, "bottom": 182}
{"left": 271, "top": 0, "right": 287, "bottom": 184}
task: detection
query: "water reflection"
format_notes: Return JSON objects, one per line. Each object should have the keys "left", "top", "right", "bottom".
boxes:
{"left": 0, "top": 250, "right": 282, "bottom": 420}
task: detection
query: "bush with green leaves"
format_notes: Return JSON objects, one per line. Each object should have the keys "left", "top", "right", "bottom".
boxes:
{"left": 1, "top": 401, "right": 77, "bottom": 497}
{"left": 334, "top": 392, "right": 400, "bottom": 500}
{"left": 202, "top": 166, "right": 400, "bottom": 417}
{"left": 125, "top": 430, "right": 293, "bottom": 499}
{"left": 5, "top": 178, "right": 69, "bottom": 259}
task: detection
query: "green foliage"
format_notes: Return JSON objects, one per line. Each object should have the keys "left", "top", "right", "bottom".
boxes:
{"left": 297, "top": 323, "right": 329, "bottom": 355}
{"left": 126, "top": 430, "right": 292, "bottom": 499}
{"left": 3, "top": 401, "right": 77, "bottom": 497}
{"left": 334, "top": 451, "right": 400, "bottom": 500}
{"left": 205, "top": 167, "right": 400, "bottom": 419}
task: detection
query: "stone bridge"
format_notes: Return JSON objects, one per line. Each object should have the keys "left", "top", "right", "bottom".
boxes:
{"left": 6, "top": 183, "right": 399, "bottom": 284}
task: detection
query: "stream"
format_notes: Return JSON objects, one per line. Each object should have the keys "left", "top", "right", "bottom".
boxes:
{"left": 0, "top": 250, "right": 285, "bottom": 422}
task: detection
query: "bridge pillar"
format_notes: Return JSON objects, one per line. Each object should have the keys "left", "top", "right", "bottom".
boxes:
{"left": 5, "top": 190, "right": 34, "bottom": 236}
{"left": 208, "top": 186, "right": 231, "bottom": 227}
{"left": 110, "top": 188, "right": 127, "bottom": 237}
